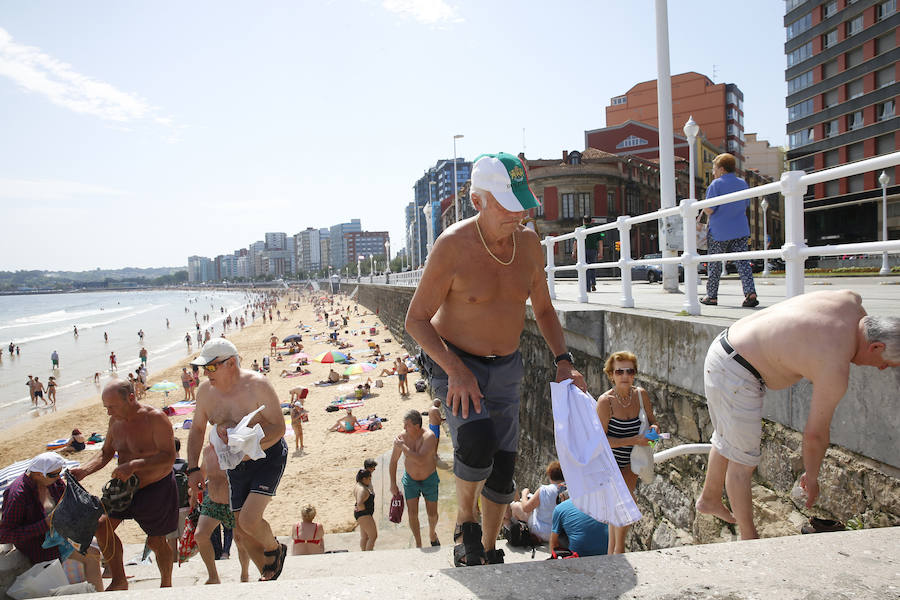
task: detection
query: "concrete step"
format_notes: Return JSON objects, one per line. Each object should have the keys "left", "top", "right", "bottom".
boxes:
{"left": 60, "top": 527, "right": 900, "bottom": 599}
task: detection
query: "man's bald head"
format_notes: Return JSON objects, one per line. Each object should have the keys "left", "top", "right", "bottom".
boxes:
{"left": 103, "top": 379, "right": 135, "bottom": 402}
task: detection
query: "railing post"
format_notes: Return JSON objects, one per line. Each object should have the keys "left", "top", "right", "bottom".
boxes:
{"left": 780, "top": 170, "right": 808, "bottom": 298}
{"left": 617, "top": 216, "right": 634, "bottom": 308}
{"left": 575, "top": 227, "right": 588, "bottom": 303}
{"left": 680, "top": 197, "right": 701, "bottom": 315}
{"left": 544, "top": 237, "right": 557, "bottom": 300}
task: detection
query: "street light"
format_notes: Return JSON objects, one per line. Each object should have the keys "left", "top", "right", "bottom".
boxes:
{"left": 384, "top": 239, "right": 391, "bottom": 274}
{"left": 682, "top": 116, "right": 701, "bottom": 314}
{"left": 761, "top": 198, "right": 770, "bottom": 276}
{"left": 879, "top": 171, "right": 891, "bottom": 275}
{"left": 453, "top": 134, "right": 464, "bottom": 223}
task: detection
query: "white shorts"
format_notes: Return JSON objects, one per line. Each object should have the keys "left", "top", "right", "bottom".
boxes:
{"left": 704, "top": 334, "right": 766, "bottom": 467}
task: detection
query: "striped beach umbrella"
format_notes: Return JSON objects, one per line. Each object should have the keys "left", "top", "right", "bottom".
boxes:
{"left": 343, "top": 363, "right": 376, "bottom": 375}
{"left": 313, "top": 350, "right": 348, "bottom": 363}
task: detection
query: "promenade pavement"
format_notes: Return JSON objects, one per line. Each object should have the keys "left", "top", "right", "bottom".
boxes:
{"left": 548, "top": 274, "right": 900, "bottom": 320}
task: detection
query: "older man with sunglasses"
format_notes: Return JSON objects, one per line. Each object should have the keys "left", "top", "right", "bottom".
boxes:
{"left": 186, "top": 338, "right": 287, "bottom": 582}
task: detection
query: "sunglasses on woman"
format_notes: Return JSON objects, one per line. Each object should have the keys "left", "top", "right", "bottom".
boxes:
{"left": 614, "top": 368, "right": 636, "bottom": 376}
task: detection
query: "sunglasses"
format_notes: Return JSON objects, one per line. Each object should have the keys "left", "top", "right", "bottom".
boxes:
{"left": 45, "top": 470, "right": 61, "bottom": 479}
{"left": 203, "top": 357, "right": 231, "bottom": 373}
{"left": 614, "top": 368, "right": 636, "bottom": 376}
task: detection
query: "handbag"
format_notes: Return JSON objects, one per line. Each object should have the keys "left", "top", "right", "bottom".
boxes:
{"left": 7, "top": 560, "right": 70, "bottom": 600}
{"left": 388, "top": 492, "right": 404, "bottom": 523}
{"left": 177, "top": 502, "right": 201, "bottom": 565}
{"left": 696, "top": 213, "right": 709, "bottom": 251}
{"left": 697, "top": 211, "right": 709, "bottom": 250}
{"left": 52, "top": 470, "right": 104, "bottom": 556}
{"left": 630, "top": 401, "right": 656, "bottom": 484}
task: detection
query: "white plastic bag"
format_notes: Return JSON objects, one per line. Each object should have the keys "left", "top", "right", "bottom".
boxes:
{"left": 8, "top": 560, "right": 70, "bottom": 600}
{"left": 630, "top": 403, "right": 656, "bottom": 484}
{"left": 209, "top": 406, "right": 266, "bottom": 470}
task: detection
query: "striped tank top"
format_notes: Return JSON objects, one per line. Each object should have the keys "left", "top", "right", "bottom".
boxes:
{"left": 607, "top": 414, "right": 641, "bottom": 468}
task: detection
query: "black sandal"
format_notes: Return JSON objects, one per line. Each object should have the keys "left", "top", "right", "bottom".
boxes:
{"left": 485, "top": 548, "right": 505, "bottom": 564}
{"left": 259, "top": 543, "right": 286, "bottom": 581}
{"left": 452, "top": 522, "right": 484, "bottom": 567}
{"left": 699, "top": 296, "right": 718, "bottom": 306}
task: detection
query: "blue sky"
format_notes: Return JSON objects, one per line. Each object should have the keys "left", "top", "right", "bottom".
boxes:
{"left": 0, "top": 0, "right": 787, "bottom": 271}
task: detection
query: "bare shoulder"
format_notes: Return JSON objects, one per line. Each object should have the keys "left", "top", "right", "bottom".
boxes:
{"left": 243, "top": 369, "right": 276, "bottom": 394}
{"left": 138, "top": 403, "right": 168, "bottom": 422}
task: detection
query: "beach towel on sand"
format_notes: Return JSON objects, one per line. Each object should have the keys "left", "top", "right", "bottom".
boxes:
{"left": 209, "top": 406, "right": 266, "bottom": 470}
{"left": 551, "top": 380, "right": 641, "bottom": 528}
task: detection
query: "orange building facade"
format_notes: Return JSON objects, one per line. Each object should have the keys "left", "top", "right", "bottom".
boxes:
{"left": 606, "top": 71, "right": 745, "bottom": 164}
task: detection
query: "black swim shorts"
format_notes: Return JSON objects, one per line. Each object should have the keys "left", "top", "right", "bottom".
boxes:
{"left": 226, "top": 438, "right": 287, "bottom": 512}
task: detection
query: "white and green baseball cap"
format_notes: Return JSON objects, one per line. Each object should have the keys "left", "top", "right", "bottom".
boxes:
{"left": 471, "top": 152, "right": 540, "bottom": 212}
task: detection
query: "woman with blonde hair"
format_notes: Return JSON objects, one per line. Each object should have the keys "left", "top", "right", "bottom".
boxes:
{"left": 291, "top": 504, "right": 325, "bottom": 555}
{"left": 596, "top": 350, "right": 659, "bottom": 554}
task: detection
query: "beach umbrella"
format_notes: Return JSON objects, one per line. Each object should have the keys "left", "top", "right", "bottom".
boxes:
{"left": 313, "top": 350, "right": 348, "bottom": 363}
{"left": 343, "top": 363, "right": 376, "bottom": 375}
{"left": 283, "top": 334, "right": 303, "bottom": 343}
{"left": 149, "top": 381, "right": 179, "bottom": 398}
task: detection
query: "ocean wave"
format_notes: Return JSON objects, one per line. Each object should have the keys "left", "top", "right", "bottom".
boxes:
{"left": 0, "top": 305, "right": 136, "bottom": 331}
{"left": 6, "top": 305, "right": 163, "bottom": 344}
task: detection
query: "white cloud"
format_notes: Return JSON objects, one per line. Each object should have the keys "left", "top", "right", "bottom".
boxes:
{"left": 0, "top": 178, "right": 130, "bottom": 202}
{"left": 382, "top": 0, "right": 462, "bottom": 24}
{"left": 0, "top": 27, "right": 172, "bottom": 127}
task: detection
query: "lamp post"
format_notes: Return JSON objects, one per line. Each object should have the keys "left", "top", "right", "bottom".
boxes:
{"left": 879, "top": 171, "right": 891, "bottom": 275}
{"left": 370, "top": 254, "right": 374, "bottom": 276}
{"left": 356, "top": 255, "right": 362, "bottom": 280}
{"left": 384, "top": 240, "right": 391, "bottom": 274}
{"left": 682, "top": 116, "right": 701, "bottom": 314}
{"left": 453, "top": 134, "right": 464, "bottom": 222}
{"left": 761, "top": 198, "right": 770, "bottom": 276}
{"left": 414, "top": 189, "right": 422, "bottom": 269}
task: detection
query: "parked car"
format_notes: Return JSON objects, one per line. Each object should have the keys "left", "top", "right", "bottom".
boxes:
{"left": 632, "top": 253, "right": 684, "bottom": 283}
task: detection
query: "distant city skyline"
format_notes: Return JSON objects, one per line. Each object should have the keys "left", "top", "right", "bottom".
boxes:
{"left": 1, "top": 1, "right": 788, "bottom": 271}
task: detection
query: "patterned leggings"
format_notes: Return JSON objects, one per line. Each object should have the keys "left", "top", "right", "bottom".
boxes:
{"left": 706, "top": 236, "right": 756, "bottom": 299}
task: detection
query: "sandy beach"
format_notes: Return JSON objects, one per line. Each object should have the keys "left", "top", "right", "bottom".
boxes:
{"left": 1, "top": 292, "right": 428, "bottom": 544}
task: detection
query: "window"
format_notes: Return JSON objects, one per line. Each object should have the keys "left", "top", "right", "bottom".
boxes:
{"left": 846, "top": 46, "right": 864, "bottom": 68}
{"left": 825, "top": 180, "right": 841, "bottom": 196}
{"left": 535, "top": 195, "right": 544, "bottom": 217}
{"left": 822, "top": 29, "right": 837, "bottom": 48}
{"left": 823, "top": 0, "right": 838, "bottom": 18}
{"left": 616, "top": 135, "right": 648, "bottom": 149}
{"left": 848, "top": 174, "right": 864, "bottom": 192}
{"left": 726, "top": 91, "right": 738, "bottom": 105}
{"left": 728, "top": 124, "right": 739, "bottom": 136}
{"left": 789, "top": 98, "right": 814, "bottom": 121}
{"left": 562, "top": 239, "right": 574, "bottom": 256}
{"left": 823, "top": 59, "right": 839, "bottom": 78}
{"left": 823, "top": 149, "right": 840, "bottom": 167}
{"left": 560, "top": 193, "right": 575, "bottom": 219}
{"left": 879, "top": 0, "right": 896, "bottom": 20}
{"left": 625, "top": 188, "right": 640, "bottom": 215}
{"left": 790, "top": 156, "right": 815, "bottom": 171}
{"left": 846, "top": 15, "right": 864, "bottom": 37}
{"left": 788, "top": 70, "right": 814, "bottom": 94}
{"left": 823, "top": 88, "right": 839, "bottom": 107}
{"left": 877, "top": 66, "right": 895, "bottom": 88}
{"left": 846, "top": 78, "right": 864, "bottom": 99}
{"left": 786, "top": 12, "right": 812, "bottom": 40}
{"left": 824, "top": 119, "right": 840, "bottom": 137}
{"left": 577, "top": 193, "right": 592, "bottom": 217}
{"left": 607, "top": 191, "right": 617, "bottom": 215}
{"left": 878, "top": 100, "right": 895, "bottom": 121}
{"left": 785, "top": 0, "right": 805, "bottom": 11}
{"left": 728, "top": 139, "right": 740, "bottom": 153}
{"left": 877, "top": 133, "right": 896, "bottom": 154}
{"left": 789, "top": 127, "right": 815, "bottom": 147}
{"left": 787, "top": 42, "right": 813, "bottom": 67}
{"left": 847, "top": 110, "right": 864, "bottom": 130}
{"left": 611, "top": 96, "right": 627, "bottom": 106}
{"left": 847, "top": 142, "right": 864, "bottom": 161}
{"left": 877, "top": 33, "right": 895, "bottom": 54}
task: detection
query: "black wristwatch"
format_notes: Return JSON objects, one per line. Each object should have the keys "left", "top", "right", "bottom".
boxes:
{"left": 554, "top": 352, "right": 574, "bottom": 368}
{"left": 186, "top": 466, "right": 201, "bottom": 475}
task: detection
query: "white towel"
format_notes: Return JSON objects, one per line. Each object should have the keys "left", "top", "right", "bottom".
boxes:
{"left": 209, "top": 406, "right": 266, "bottom": 470}
{"left": 551, "top": 380, "right": 641, "bottom": 528}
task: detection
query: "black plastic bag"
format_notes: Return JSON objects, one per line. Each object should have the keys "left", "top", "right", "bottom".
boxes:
{"left": 52, "top": 470, "right": 103, "bottom": 555}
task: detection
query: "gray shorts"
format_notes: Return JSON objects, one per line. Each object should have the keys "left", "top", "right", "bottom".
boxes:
{"left": 425, "top": 341, "right": 523, "bottom": 503}
{"left": 704, "top": 332, "right": 767, "bottom": 467}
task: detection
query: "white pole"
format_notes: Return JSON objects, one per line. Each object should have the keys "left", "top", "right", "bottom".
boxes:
{"left": 761, "top": 198, "right": 770, "bottom": 276}
{"left": 781, "top": 171, "right": 808, "bottom": 297}
{"left": 453, "top": 135, "right": 464, "bottom": 223}
{"left": 655, "top": 0, "right": 678, "bottom": 293}
{"left": 880, "top": 170, "right": 891, "bottom": 275}
{"left": 414, "top": 190, "right": 421, "bottom": 269}
{"left": 682, "top": 117, "right": 700, "bottom": 315}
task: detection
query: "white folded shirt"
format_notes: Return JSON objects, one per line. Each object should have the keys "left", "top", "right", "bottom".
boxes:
{"left": 209, "top": 405, "right": 266, "bottom": 470}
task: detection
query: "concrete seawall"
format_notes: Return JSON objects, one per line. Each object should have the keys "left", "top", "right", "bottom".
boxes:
{"left": 340, "top": 282, "right": 899, "bottom": 548}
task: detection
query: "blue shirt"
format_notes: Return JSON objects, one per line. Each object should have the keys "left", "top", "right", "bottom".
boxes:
{"left": 551, "top": 499, "right": 609, "bottom": 557}
{"left": 706, "top": 172, "right": 750, "bottom": 241}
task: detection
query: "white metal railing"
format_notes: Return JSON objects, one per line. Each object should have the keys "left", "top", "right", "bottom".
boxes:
{"left": 542, "top": 150, "right": 900, "bottom": 314}
{"left": 325, "top": 270, "right": 424, "bottom": 289}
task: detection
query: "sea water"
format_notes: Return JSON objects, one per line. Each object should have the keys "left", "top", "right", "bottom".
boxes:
{"left": 0, "top": 289, "right": 251, "bottom": 432}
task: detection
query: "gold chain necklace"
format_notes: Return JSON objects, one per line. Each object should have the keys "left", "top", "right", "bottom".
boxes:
{"left": 474, "top": 218, "right": 516, "bottom": 266}
{"left": 613, "top": 387, "right": 633, "bottom": 408}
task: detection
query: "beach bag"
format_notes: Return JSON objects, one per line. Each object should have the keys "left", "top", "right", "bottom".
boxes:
{"left": 388, "top": 492, "right": 404, "bottom": 523}
{"left": 696, "top": 213, "right": 708, "bottom": 251}
{"left": 630, "top": 403, "right": 656, "bottom": 484}
{"left": 52, "top": 470, "right": 103, "bottom": 555}
{"left": 505, "top": 520, "right": 535, "bottom": 548}
{"left": 177, "top": 504, "right": 201, "bottom": 565}
{"left": 7, "top": 560, "right": 70, "bottom": 600}
{"left": 414, "top": 379, "right": 427, "bottom": 393}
